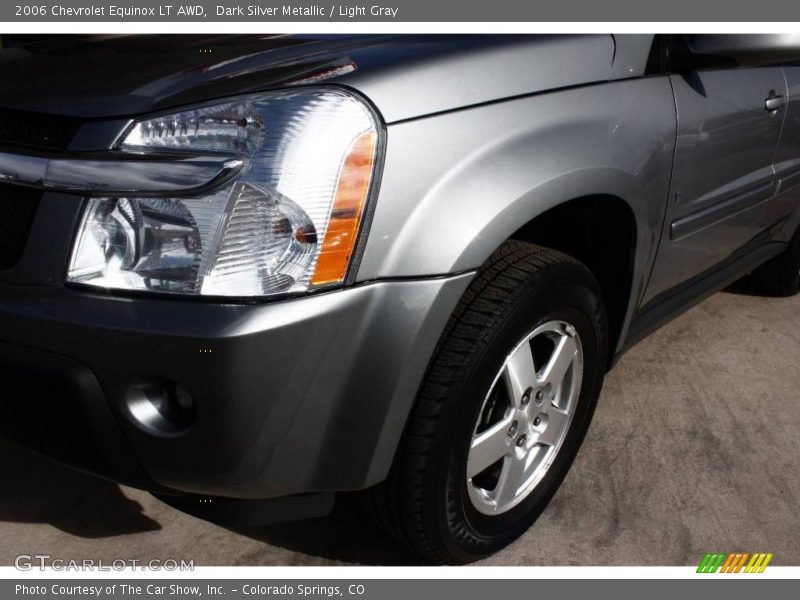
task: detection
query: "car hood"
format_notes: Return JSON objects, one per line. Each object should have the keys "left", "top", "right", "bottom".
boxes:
{"left": 0, "top": 34, "right": 636, "bottom": 124}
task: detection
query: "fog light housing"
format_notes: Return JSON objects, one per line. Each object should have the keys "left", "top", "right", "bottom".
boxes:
{"left": 124, "top": 378, "right": 195, "bottom": 436}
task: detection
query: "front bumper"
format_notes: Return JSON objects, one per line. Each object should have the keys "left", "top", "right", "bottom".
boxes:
{"left": 0, "top": 273, "right": 472, "bottom": 499}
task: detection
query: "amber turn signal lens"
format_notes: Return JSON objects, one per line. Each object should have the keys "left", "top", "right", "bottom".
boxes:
{"left": 311, "top": 130, "right": 377, "bottom": 285}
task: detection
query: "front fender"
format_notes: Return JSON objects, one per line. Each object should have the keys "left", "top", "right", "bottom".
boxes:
{"left": 357, "top": 77, "right": 677, "bottom": 300}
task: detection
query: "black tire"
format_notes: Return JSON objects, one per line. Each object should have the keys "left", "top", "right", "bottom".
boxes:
{"left": 747, "top": 227, "right": 800, "bottom": 297}
{"left": 362, "top": 241, "right": 608, "bottom": 564}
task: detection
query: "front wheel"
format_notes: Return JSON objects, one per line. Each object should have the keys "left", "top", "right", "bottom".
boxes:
{"left": 363, "top": 241, "right": 608, "bottom": 563}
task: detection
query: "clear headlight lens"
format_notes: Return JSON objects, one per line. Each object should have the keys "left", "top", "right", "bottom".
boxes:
{"left": 67, "top": 89, "right": 379, "bottom": 297}
{"left": 121, "top": 101, "right": 267, "bottom": 154}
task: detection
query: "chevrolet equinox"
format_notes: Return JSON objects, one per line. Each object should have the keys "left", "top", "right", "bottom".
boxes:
{"left": 0, "top": 34, "right": 799, "bottom": 563}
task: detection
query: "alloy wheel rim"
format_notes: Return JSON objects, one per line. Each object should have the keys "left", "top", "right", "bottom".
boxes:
{"left": 466, "top": 320, "right": 584, "bottom": 515}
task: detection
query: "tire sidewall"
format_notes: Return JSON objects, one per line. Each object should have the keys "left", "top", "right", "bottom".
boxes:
{"left": 434, "top": 265, "right": 607, "bottom": 560}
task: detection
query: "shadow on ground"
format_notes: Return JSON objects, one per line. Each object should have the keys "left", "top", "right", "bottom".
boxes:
{"left": 0, "top": 440, "right": 160, "bottom": 538}
{"left": 0, "top": 439, "right": 418, "bottom": 564}
{"left": 722, "top": 274, "right": 770, "bottom": 297}
{"left": 230, "top": 496, "right": 422, "bottom": 565}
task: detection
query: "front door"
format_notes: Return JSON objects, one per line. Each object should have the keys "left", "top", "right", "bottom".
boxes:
{"left": 643, "top": 65, "right": 786, "bottom": 304}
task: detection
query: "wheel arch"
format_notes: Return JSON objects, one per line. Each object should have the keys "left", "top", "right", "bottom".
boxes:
{"left": 508, "top": 194, "right": 638, "bottom": 365}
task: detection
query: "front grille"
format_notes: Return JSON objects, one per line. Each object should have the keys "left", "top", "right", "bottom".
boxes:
{"left": 0, "top": 183, "right": 42, "bottom": 269}
{"left": 0, "top": 108, "right": 82, "bottom": 151}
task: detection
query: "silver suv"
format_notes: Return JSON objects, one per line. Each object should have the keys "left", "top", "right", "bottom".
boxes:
{"left": 0, "top": 34, "right": 798, "bottom": 563}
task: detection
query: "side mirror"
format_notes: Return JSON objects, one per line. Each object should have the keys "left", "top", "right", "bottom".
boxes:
{"left": 684, "top": 34, "right": 800, "bottom": 63}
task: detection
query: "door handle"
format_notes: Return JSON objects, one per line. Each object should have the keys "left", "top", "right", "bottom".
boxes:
{"left": 765, "top": 92, "right": 786, "bottom": 112}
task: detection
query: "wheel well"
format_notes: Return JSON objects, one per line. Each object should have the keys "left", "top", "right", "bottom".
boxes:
{"left": 509, "top": 195, "right": 637, "bottom": 364}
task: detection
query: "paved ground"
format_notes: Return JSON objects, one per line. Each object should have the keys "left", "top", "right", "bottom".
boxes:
{"left": 0, "top": 286, "right": 798, "bottom": 567}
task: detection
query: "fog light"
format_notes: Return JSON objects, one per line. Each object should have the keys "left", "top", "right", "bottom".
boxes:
{"left": 124, "top": 378, "right": 195, "bottom": 435}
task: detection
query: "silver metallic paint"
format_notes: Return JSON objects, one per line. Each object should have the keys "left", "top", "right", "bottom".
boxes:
{"left": 339, "top": 35, "right": 617, "bottom": 123}
{"left": 357, "top": 77, "right": 677, "bottom": 352}
{"left": 644, "top": 67, "right": 787, "bottom": 302}
{"left": 2, "top": 35, "right": 800, "bottom": 499}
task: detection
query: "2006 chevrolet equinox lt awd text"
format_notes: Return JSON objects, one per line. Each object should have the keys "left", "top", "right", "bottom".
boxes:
{"left": 0, "top": 33, "right": 798, "bottom": 564}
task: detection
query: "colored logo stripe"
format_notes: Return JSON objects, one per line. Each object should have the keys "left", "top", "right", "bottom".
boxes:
{"left": 719, "top": 553, "right": 749, "bottom": 573}
{"left": 745, "top": 553, "right": 773, "bottom": 573}
{"left": 697, "top": 553, "right": 725, "bottom": 573}
{"left": 697, "top": 552, "right": 773, "bottom": 573}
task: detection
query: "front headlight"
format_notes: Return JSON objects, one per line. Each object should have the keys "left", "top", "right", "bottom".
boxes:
{"left": 67, "top": 88, "right": 380, "bottom": 297}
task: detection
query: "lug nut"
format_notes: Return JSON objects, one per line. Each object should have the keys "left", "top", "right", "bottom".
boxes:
{"left": 535, "top": 390, "right": 545, "bottom": 403}
{"left": 516, "top": 435, "right": 527, "bottom": 447}
{"left": 507, "top": 421, "right": 518, "bottom": 437}
{"left": 533, "top": 416, "right": 542, "bottom": 427}
{"left": 521, "top": 387, "right": 533, "bottom": 407}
